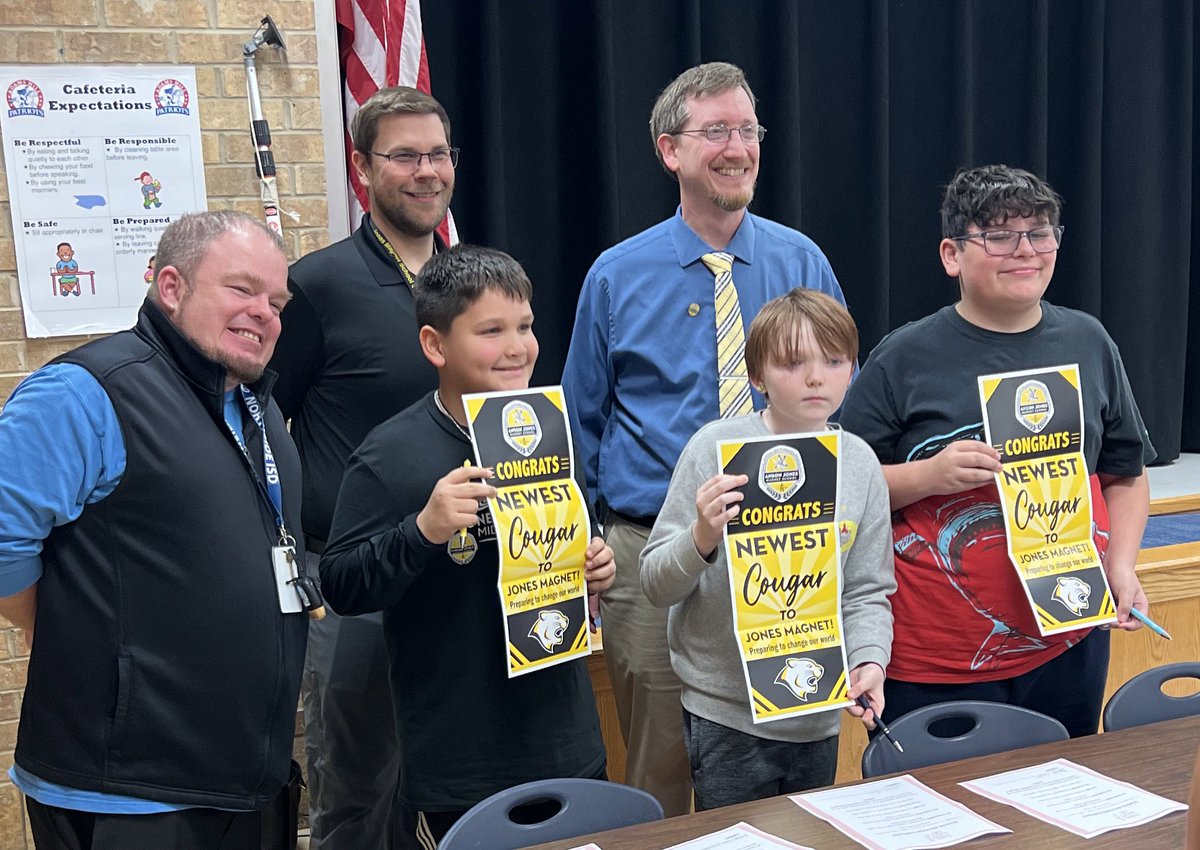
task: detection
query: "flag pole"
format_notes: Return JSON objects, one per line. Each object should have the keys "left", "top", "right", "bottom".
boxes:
{"left": 242, "top": 16, "right": 286, "bottom": 236}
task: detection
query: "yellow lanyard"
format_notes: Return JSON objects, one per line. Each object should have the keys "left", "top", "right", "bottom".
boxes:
{"left": 370, "top": 222, "right": 417, "bottom": 290}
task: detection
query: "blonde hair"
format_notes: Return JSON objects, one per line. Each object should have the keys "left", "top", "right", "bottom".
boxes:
{"left": 745, "top": 289, "right": 858, "bottom": 384}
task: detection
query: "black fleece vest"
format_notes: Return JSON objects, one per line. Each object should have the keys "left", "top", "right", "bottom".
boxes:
{"left": 14, "top": 302, "right": 307, "bottom": 810}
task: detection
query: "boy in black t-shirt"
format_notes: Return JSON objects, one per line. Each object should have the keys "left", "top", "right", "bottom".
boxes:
{"left": 320, "top": 245, "right": 615, "bottom": 848}
{"left": 841, "top": 164, "right": 1154, "bottom": 737}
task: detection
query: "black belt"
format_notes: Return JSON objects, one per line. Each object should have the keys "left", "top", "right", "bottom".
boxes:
{"left": 305, "top": 535, "right": 327, "bottom": 556}
{"left": 609, "top": 509, "right": 658, "bottom": 528}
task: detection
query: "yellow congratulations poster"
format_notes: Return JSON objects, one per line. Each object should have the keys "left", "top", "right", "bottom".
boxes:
{"left": 719, "top": 432, "right": 848, "bottom": 723}
{"left": 463, "top": 386, "right": 592, "bottom": 677}
{"left": 979, "top": 364, "right": 1116, "bottom": 635}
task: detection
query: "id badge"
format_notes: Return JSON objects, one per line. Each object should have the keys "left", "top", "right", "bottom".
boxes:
{"left": 272, "top": 545, "right": 304, "bottom": 614}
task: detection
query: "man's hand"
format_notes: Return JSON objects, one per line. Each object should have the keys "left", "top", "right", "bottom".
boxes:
{"left": 415, "top": 465, "right": 495, "bottom": 544}
{"left": 691, "top": 473, "right": 748, "bottom": 558}
{"left": 846, "top": 662, "right": 885, "bottom": 731}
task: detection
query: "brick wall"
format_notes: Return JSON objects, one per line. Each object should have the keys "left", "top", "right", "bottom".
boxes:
{"left": 0, "top": 2, "right": 331, "bottom": 844}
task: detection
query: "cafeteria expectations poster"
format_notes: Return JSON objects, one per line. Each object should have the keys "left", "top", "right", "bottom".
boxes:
{"left": 979, "top": 364, "right": 1116, "bottom": 635}
{"left": 464, "top": 386, "right": 592, "bottom": 678}
{"left": 0, "top": 65, "right": 207, "bottom": 337}
{"left": 719, "top": 431, "right": 849, "bottom": 723}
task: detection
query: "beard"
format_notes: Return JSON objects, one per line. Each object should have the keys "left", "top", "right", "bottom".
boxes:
{"left": 175, "top": 299, "right": 268, "bottom": 387}
{"left": 712, "top": 185, "right": 755, "bottom": 212}
{"left": 213, "top": 351, "right": 267, "bottom": 386}
{"left": 374, "top": 182, "right": 454, "bottom": 238}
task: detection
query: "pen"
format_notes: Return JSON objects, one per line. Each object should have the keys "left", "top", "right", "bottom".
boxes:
{"left": 1129, "top": 607, "right": 1172, "bottom": 640}
{"left": 857, "top": 694, "right": 903, "bottom": 753}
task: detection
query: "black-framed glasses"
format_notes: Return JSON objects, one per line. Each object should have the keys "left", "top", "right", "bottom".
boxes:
{"left": 674, "top": 123, "right": 767, "bottom": 145}
{"left": 367, "top": 147, "right": 460, "bottom": 171}
{"left": 953, "top": 225, "right": 1064, "bottom": 256}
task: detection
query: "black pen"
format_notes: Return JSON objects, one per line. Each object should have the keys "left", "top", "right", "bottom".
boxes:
{"left": 857, "top": 694, "right": 903, "bottom": 753}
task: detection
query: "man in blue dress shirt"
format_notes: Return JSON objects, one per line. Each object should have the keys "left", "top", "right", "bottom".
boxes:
{"left": 563, "top": 61, "right": 847, "bottom": 816}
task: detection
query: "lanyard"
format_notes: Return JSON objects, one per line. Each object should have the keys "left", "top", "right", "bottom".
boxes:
{"left": 223, "top": 385, "right": 290, "bottom": 543}
{"left": 370, "top": 222, "right": 417, "bottom": 290}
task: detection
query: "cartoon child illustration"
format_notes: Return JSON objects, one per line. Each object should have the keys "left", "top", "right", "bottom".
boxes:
{"left": 136, "top": 172, "right": 162, "bottom": 208}
{"left": 144, "top": 254, "right": 156, "bottom": 286}
{"left": 55, "top": 242, "right": 80, "bottom": 297}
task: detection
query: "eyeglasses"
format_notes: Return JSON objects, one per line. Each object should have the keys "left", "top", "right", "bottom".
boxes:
{"left": 673, "top": 123, "right": 767, "bottom": 145}
{"left": 367, "top": 147, "right": 460, "bottom": 171}
{"left": 953, "top": 225, "right": 1065, "bottom": 256}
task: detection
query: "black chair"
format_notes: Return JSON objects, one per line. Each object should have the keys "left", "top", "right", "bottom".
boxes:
{"left": 436, "top": 777, "right": 664, "bottom": 850}
{"left": 1103, "top": 662, "right": 1200, "bottom": 732}
{"left": 861, "top": 700, "right": 1069, "bottom": 778}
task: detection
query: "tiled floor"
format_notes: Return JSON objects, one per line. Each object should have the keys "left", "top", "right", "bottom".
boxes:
{"left": 1149, "top": 453, "right": 1200, "bottom": 501}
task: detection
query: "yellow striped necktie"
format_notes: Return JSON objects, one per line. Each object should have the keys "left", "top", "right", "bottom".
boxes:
{"left": 701, "top": 251, "right": 754, "bottom": 418}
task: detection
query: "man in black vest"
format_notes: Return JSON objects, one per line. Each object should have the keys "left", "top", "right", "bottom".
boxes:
{"left": 268, "top": 86, "right": 453, "bottom": 849}
{"left": 0, "top": 211, "right": 308, "bottom": 849}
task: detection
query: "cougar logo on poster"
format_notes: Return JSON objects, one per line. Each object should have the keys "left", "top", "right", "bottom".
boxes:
{"left": 758, "top": 446, "right": 804, "bottom": 503}
{"left": 775, "top": 657, "right": 823, "bottom": 701}
{"left": 501, "top": 401, "right": 541, "bottom": 457}
{"left": 529, "top": 610, "right": 569, "bottom": 652}
{"left": 1015, "top": 380, "right": 1054, "bottom": 434}
{"left": 447, "top": 530, "right": 477, "bottom": 565}
{"left": 1051, "top": 576, "right": 1091, "bottom": 616}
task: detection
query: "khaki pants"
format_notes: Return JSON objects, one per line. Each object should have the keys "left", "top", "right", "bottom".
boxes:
{"left": 601, "top": 513, "right": 693, "bottom": 817}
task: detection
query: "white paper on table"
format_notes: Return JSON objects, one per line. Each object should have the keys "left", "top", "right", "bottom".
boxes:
{"left": 663, "top": 821, "right": 815, "bottom": 849}
{"left": 960, "top": 757, "right": 1188, "bottom": 838}
{"left": 790, "top": 775, "right": 1011, "bottom": 850}
{"left": 565, "top": 845, "right": 602, "bottom": 850}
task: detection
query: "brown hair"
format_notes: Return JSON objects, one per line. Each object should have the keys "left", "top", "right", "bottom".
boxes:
{"left": 745, "top": 288, "right": 858, "bottom": 385}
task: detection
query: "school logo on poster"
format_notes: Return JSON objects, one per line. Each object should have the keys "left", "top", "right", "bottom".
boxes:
{"left": 529, "top": 610, "right": 569, "bottom": 652}
{"left": 1015, "top": 379, "right": 1054, "bottom": 434}
{"left": 447, "top": 530, "right": 478, "bottom": 565}
{"left": 758, "top": 445, "right": 804, "bottom": 503}
{"left": 775, "top": 657, "right": 824, "bottom": 701}
{"left": 6, "top": 79, "right": 44, "bottom": 117}
{"left": 153, "top": 79, "right": 190, "bottom": 116}
{"left": 501, "top": 400, "right": 541, "bottom": 457}
{"left": 1051, "top": 576, "right": 1091, "bottom": 615}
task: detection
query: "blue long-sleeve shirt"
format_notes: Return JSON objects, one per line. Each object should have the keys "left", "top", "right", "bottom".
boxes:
{"left": 562, "top": 208, "right": 846, "bottom": 517}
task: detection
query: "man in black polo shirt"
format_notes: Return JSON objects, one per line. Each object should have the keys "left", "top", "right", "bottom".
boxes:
{"left": 269, "top": 86, "right": 455, "bottom": 850}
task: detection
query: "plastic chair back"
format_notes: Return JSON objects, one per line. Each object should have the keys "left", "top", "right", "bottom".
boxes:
{"left": 437, "top": 777, "right": 664, "bottom": 850}
{"left": 1103, "top": 662, "right": 1200, "bottom": 731}
{"left": 861, "top": 699, "right": 1069, "bottom": 778}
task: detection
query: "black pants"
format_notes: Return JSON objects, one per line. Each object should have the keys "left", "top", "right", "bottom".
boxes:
{"left": 27, "top": 760, "right": 301, "bottom": 850}
{"left": 883, "top": 626, "right": 1111, "bottom": 738}
{"left": 27, "top": 799, "right": 266, "bottom": 850}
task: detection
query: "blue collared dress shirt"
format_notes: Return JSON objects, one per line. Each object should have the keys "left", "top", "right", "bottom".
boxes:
{"left": 563, "top": 207, "right": 846, "bottom": 518}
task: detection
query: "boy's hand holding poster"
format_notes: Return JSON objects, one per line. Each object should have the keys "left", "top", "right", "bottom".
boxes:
{"left": 464, "top": 386, "right": 592, "bottom": 677}
{"left": 978, "top": 364, "right": 1116, "bottom": 635}
{"left": 719, "top": 432, "right": 849, "bottom": 723}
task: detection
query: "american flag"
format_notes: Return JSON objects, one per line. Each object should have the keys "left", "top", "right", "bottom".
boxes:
{"left": 337, "top": 0, "right": 458, "bottom": 243}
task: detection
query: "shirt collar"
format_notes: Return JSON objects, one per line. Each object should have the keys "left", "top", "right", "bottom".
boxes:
{"left": 355, "top": 213, "right": 449, "bottom": 288}
{"left": 669, "top": 206, "right": 757, "bottom": 269}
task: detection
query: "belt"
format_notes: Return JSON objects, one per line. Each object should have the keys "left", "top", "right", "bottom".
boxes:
{"left": 609, "top": 509, "right": 658, "bottom": 528}
{"left": 305, "top": 535, "right": 327, "bottom": 556}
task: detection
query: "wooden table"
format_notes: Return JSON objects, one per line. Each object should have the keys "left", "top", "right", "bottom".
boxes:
{"left": 528, "top": 716, "right": 1198, "bottom": 849}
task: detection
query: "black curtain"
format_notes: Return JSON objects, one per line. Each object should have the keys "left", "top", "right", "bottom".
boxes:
{"left": 424, "top": 0, "right": 1197, "bottom": 463}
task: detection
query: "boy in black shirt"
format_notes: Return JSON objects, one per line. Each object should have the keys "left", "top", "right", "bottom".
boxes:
{"left": 320, "top": 245, "right": 615, "bottom": 848}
